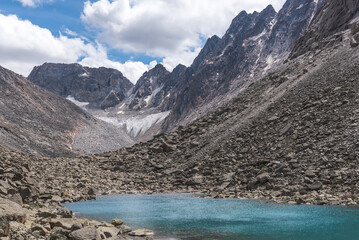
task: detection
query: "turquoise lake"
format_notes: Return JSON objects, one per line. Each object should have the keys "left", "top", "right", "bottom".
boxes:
{"left": 64, "top": 194, "right": 359, "bottom": 240}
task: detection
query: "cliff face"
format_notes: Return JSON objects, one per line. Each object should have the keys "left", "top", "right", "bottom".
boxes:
{"left": 163, "top": 0, "right": 323, "bottom": 130}
{"left": 0, "top": 66, "right": 95, "bottom": 157}
{"left": 290, "top": 0, "right": 359, "bottom": 58}
{"left": 28, "top": 63, "right": 134, "bottom": 109}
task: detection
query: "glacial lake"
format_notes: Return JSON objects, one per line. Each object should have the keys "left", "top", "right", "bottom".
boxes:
{"left": 64, "top": 193, "right": 359, "bottom": 240}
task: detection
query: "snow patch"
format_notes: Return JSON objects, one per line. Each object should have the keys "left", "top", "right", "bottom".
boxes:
{"left": 248, "top": 29, "right": 267, "bottom": 42}
{"left": 144, "top": 85, "right": 163, "bottom": 105}
{"left": 79, "top": 72, "right": 89, "bottom": 78}
{"left": 264, "top": 55, "right": 275, "bottom": 72}
{"left": 66, "top": 96, "right": 89, "bottom": 108}
{"left": 296, "top": 4, "right": 304, "bottom": 10}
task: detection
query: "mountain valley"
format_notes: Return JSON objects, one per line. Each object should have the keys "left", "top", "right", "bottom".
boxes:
{"left": 0, "top": 0, "right": 359, "bottom": 239}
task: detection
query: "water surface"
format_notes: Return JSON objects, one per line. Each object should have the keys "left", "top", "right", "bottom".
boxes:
{"left": 64, "top": 193, "right": 359, "bottom": 240}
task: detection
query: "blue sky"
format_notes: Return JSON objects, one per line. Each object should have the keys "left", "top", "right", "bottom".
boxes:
{"left": 0, "top": 0, "right": 285, "bottom": 83}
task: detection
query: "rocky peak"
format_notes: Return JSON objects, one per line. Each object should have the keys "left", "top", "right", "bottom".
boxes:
{"left": 290, "top": 0, "right": 359, "bottom": 58}
{"left": 265, "top": 0, "right": 322, "bottom": 58}
{"left": 133, "top": 64, "right": 170, "bottom": 91}
{"left": 191, "top": 35, "right": 221, "bottom": 71}
{"left": 163, "top": 0, "right": 323, "bottom": 131}
{"left": 128, "top": 64, "right": 171, "bottom": 111}
{"left": 28, "top": 63, "right": 133, "bottom": 109}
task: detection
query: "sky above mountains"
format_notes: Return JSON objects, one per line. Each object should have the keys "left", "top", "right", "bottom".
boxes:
{"left": 0, "top": 0, "right": 286, "bottom": 83}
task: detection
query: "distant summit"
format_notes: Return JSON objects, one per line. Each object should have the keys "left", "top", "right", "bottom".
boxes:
{"left": 28, "top": 63, "right": 133, "bottom": 109}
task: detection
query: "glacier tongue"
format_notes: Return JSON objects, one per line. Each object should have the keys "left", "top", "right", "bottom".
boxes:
{"left": 97, "top": 111, "right": 170, "bottom": 138}
{"left": 124, "top": 111, "right": 170, "bottom": 138}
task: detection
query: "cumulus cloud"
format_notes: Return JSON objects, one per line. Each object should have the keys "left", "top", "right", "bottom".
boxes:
{"left": 81, "top": 0, "right": 286, "bottom": 69}
{"left": 0, "top": 13, "right": 151, "bottom": 83}
{"left": 16, "top": 0, "right": 55, "bottom": 8}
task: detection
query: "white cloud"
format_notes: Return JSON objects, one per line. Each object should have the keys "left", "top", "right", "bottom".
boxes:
{"left": 0, "top": 13, "right": 151, "bottom": 83}
{"left": 16, "top": 0, "right": 55, "bottom": 8}
{"left": 63, "top": 28, "right": 78, "bottom": 37}
{"left": 79, "top": 44, "right": 155, "bottom": 83}
{"left": 81, "top": 0, "right": 286, "bottom": 69}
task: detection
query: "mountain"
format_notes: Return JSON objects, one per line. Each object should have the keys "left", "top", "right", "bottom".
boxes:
{"left": 0, "top": 66, "right": 94, "bottom": 157}
{"left": 28, "top": 63, "right": 134, "bottom": 109}
{"left": 163, "top": 0, "right": 324, "bottom": 130}
{"left": 290, "top": 0, "right": 359, "bottom": 58}
{"left": 126, "top": 64, "right": 171, "bottom": 111}
{"left": 0, "top": 65, "right": 135, "bottom": 157}
{"left": 26, "top": 0, "right": 325, "bottom": 145}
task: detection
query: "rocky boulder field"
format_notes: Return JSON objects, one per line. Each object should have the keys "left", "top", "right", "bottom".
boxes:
{"left": 0, "top": 146, "right": 155, "bottom": 240}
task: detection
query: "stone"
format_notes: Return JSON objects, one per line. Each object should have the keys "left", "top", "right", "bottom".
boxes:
{"left": 128, "top": 229, "right": 154, "bottom": 237}
{"left": 0, "top": 181, "right": 10, "bottom": 191}
{"left": 70, "top": 223, "right": 82, "bottom": 231}
{"left": 18, "top": 187, "right": 32, "bottom": 202}
{"left": 257, "top": 173, "right": 270, "bottom": 184}
{"left": 87, "top": 188, "right": 96, "bottom": 196}
{"left": 6, "top": 194, "right": 23, "bottom": 207}
{"left": 38, "top": 208, "right": 57, "bottom": 219}
{"left": 0, "top": 198, "right": 26, "bottom": 236}
{"left": 6, "top": 221, "right": 26, "bottom": 237}
{"left": 31, "top": 223, "right": 47, "bottom": 236}
{"left": 50, "top": 218, "right": 85, "bottom": 230}
{"left": 51, "top": 195, "right": 64, "bottom": 203}
{"left": 187, "top": 175, "right": 204, "bottom": 185}
{"left": 57, "top": 208, "right": 72, "bottom": 218}
{"left": 306, "top": 182, "right": 323, "bottom": 191}
{"left": 119, "top": 225, "right": 132, "bottom": 234}
{"left": 111, "top": 219, "right": 123, "bottom": 226}
{"left": 50, "top": 227, "right": 70, "bottom": 240}
{"left": 97, "top": 226, "right": 119, "bottom": 238}
{"left": 69, "top": 226, "right": 101, "bottom": 240}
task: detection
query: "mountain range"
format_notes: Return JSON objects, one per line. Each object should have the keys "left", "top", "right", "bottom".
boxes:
{"left": 24, "top": 0, "right": 328, "bottom": 154}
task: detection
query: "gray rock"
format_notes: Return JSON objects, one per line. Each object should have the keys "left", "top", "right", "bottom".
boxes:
{"left": 69, "top": 226, "right": 101, "bottom": 240}
{"left": 0, "top": 198, "right": 25, "bottom": 236}
{"left": 111, "top": 219, "right": 123, "bottom": 226}
{"left": 128, "top": 229, "right": 154, "bottom": 237}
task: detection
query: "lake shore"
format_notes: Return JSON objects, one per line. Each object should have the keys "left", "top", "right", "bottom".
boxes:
{"left": 1, "top": 142, "right": 358, "bottom": 239}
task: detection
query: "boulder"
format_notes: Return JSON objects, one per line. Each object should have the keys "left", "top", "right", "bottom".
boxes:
{"left": 37, "top": 208, "right": 57, "bottom": 219}
{"left": 187, "top": 175, "right": 204, "bottom": 185}
{"left": 18, "top": 187, "right": 32, "bottom": 202}
{"left": 6, "top": 194, "right": 23, "bottom": 206}
{"left": 97, "top": 226, "right": 120, "bottom": 238}
{"left": 50, "top": 218, "right": 84, "bottom": 230}
{"left": 0, "top": 198, "right": 26, "bottom": 236}
{"left": 50, "top": 227, "right": 70, "bottom": 240}
{"left": 306, "top": 182, "right": 323, "bottom": 191}
{"left": 69, "top": 226, "right": 101, "bottom": 240}
{"left": 257, "top": 172, "right": 270, "bottom": 184}
{"left": 51, "top": 195, "right": 64, "bottom": 203}
{"left": 128, "top": 229, "right": 154, "bottom": 237}
{"left": 111, "top": 219, "right": 123, "bottom": 226}
{"left": 31, "top": 222, "right": 47, "bottom": 236}
{"left": 119, "top": 225, "right": 132, "bottom": 234}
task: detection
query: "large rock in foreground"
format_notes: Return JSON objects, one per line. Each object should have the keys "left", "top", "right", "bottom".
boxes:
{"left": 69, "top": 226, "right": 101, "bottom": 240}
{"left": 0, "top": 198, "right": 25, "bottom": 236}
